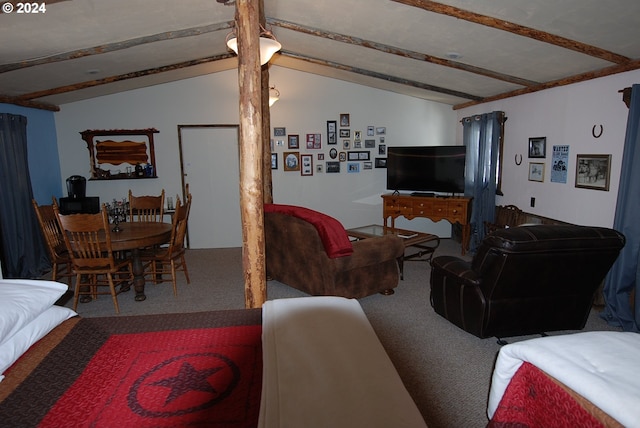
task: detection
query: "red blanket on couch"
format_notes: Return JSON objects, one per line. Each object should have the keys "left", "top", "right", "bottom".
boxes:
{"left": 264, "top": 204, "right": 353, "bottom": 258}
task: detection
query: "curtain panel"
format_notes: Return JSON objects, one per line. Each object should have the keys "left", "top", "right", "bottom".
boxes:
{"left": 0, "top": 113, "right": 49, "bottom": 278}
{"left": 601, "top": 84, "right": 640, "bottom": 332}
{"left": 462, "top": 111, "right": 504, "bottom": 252}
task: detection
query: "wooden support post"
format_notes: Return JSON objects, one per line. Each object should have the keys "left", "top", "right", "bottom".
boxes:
{"left": 236, "top": 0, "right": 267, "bottom": 308}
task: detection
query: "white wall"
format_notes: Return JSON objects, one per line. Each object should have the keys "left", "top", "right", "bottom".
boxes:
{"left": 456, "top": 69, "right": 640, "bottom": 228}
{"left": 54, "top": 66, "right": 458, "bottom": 240}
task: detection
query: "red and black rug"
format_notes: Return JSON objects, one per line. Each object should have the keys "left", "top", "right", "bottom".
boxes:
{"left": 0, "top": 309, "right": 262, "bottom": 428}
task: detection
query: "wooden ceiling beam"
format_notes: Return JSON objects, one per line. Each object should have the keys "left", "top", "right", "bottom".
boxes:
{"left": 280, "top": 50, "right": 483, "bottom": 101}
{"left": 269, "top": 18, "right": 537, "bottom": 88}
{"left": 17, "top": 53, "right": 236, "bottom": 101}
{"left": 0, "top": 21, "right": 234, "bottom": 74}
{"left": 0, "top": 95, "right": 59, "bottom": 111}
{"left": 453, "top": 58, "right": 640, "bottom": 110}
{"left": 392, "top": 0, "right": 630, "bottom": 65}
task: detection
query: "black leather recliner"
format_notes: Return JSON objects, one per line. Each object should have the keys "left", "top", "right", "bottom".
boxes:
{"left": 430, "top": 225, "right": 625, "bottom": 339}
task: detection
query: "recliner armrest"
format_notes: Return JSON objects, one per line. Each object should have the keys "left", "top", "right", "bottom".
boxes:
{"left": 431, "top": 256, "right": 481, "bottom": 287}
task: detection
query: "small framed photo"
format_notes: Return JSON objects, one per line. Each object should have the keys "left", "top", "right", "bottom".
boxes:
{"left": 317, "top": 153, "right": 324, "bottom": 161}
{"left": 378, "top": 144, "right": 386, "bottom": 155}
{"left": 316, "top": 164, "right": 323, "bottom": 173}
{"left": 271, "top": 153, "right": 278, "bottom": 170}
{"left": 348, "top": 151, "right": 370, "bottom": 161}
{"left": 288, "top": 134, "right": 299, "bottom": 149}
{"left": 342, "top": 140, "right": 350, "bottom": 150}
{"left": 300, "top": 154, "right": 313, "bottom": 176}
{"left": 306, "top": 133, "right": 322, "bottom": 149}
{"left": 575, "top": 154, "right": 611, "bottom": 191}
{"left": 326, "top": 161, "right": 340, "bottom": 173}
{"left": 339, "top": 151, "right": 347, "bottom": 162}
{"left": 375, "top": 158, "right": 387, "bottom": 168}
{"left": 363, "top": 161, "right": 373, "bottom": 170}
{"left": 376, "top": 127, "right": 386, "bottom": 135}
{"left": 283, "top": 152, "right": 300, "bottom": 171}
{"left": 274, "top": 127, "right": 286, "bottom": 137}
{"left": 367, "top": 126, "right": 374, "bottom": 136}
{"left": 528, "top": 137, "right": 546, "bottom": 158}
{"left": 340, "top": 113, "right": 350, "bottom": 127}
{"left": 347, "top": 163, "right": 360, "bottom": 173}
{"left": 329, "top": 148, "right": 338, "bottom": 159}
{"left": 364, "top": 139, "right": 375, "bottom": 148}
{"left": 327, "top": 120, "right": 337, "bottom": 145}
{"left": 528, "top": 162, "right": 545, "bottom": 182}
{"left": 354, "top": 131, "right": 361, "bottom": 142}
{"left": 339, "top": 129, "right": 350, "bottom": 138}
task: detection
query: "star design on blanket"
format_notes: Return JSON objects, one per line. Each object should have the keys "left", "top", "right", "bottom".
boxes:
{"left": 149, "top": 361, "right": 224, "bottom": 405}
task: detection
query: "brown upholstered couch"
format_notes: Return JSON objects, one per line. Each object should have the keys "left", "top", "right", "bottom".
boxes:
{"left": 264, "top": 204, "right": 404, "bottom": 298}
{"left": 430, "top": 224, "right": 625, "bottom": 339}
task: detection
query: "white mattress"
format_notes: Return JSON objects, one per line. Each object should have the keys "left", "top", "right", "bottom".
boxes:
{"left": 488, "top": 331, "right": 640, "bottom": 427}
{"left": 259, "top": 296, "right": 427, "bottom": 428}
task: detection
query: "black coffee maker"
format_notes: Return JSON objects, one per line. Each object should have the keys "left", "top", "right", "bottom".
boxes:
{"left": 66, "top": 175, "right": 86, "bottom": 199}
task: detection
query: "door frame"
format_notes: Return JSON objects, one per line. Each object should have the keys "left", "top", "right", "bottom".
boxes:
{"left": 177, "top": 124, "right": 240, "bottom": 248}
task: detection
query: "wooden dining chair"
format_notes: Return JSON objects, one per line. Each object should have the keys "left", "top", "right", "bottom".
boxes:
{"left": 54, "top": 204, "right": 133, "bottom": 314}
{"left": 32, "top": 199, "right": 74, "bottom": 285}
{"left": 128, "top": 189, "right": 165, "bottom": 223}
{"left": 141, "top": 193, "right": 191, "bottom": 296}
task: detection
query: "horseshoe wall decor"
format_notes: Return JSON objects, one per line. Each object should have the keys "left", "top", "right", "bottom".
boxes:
{"left": 592, "top": 124, "right": 603, "bottom": 138}
{"left": 515, "top": 154, "right": 523, "bottom": 165}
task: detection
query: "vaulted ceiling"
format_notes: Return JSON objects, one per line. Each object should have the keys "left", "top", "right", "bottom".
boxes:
{"left": 1, "top": 0, "right": 639, "bottom": 111}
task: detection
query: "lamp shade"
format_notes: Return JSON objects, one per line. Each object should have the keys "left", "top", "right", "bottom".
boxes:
{"left": 226, "top": 36, "right": 281, "bottom": 66}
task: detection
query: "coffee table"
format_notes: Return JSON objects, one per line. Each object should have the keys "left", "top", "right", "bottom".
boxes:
{"left": 346, "top": 224, "right": 440, "bottom": 280}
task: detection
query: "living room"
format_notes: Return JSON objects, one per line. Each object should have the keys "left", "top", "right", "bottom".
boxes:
{"left": 6, "top": 65, "right": 638, "bottom": 243}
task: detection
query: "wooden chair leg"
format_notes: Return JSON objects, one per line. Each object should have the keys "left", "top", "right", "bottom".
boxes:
{"left": 171, "top": 260, "right": 178, "bottom": 297}
{"left": 107, "top": 273, "right": 120, "bottom": 314}
{"left": 181, "top": 255, "right": 191, "bottom": 284}
{"left": 73, "top": 273, "right": 82, "bottom": 312}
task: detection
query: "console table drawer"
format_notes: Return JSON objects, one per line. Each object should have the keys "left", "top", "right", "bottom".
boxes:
{"left": 384, "top": 198, "right": 412, "bottom": 216}
{"left": 412, "top": 200, "right": 433, "bottom": 216}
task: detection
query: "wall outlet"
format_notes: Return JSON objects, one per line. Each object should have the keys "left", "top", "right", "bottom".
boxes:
{"left": 530, "top": 197, "right": 535, "bottom": 207}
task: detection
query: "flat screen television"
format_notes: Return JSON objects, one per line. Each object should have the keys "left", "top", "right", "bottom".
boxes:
{"left": 386, "top": 145, "right": 466, "bottom": 195}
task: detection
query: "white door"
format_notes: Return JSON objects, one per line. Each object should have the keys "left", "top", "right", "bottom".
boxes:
{"left": 179, "top": 125, "right": 242, "bottom": 248}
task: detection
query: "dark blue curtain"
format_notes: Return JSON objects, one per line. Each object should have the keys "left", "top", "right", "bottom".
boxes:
{"left": 601, "top": 84, "right": 640, "bottom": 332}
{"left": 0, "top": 113, "right": 49, "bottom": 278}
{"left": 463, "top": 111, "right": 504, "bottom": 252}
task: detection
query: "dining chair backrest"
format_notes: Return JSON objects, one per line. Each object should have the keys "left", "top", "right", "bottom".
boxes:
{"left": 32, "top": 199, "right": 67, "bottom": 262}
{"left": 54, "top": 204, "right": 118, "bottom": 271}
{"left": 169, "top": 193, "right": 191, "bottom": 253}
{"left": 128, "top": 189, "right": 165, "bottom": 222}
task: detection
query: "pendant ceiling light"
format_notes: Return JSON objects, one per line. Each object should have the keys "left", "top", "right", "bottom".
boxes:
{"left": 268, "top": 86, "right": 280, "bottom": 106}
{"left": 226, "top": 24, "right": 281, "bottom": 66}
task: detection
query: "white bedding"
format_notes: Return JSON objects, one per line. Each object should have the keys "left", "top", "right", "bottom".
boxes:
{"left": 259, "top": 296, "right": 427, "bottom": 428}
{"left": 488, "top": 331, "right": 640, "bottom": 427}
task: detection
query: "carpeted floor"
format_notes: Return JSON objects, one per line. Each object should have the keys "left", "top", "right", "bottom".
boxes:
{"left": 57, "top": 238, "right": 621, "bottom": 428}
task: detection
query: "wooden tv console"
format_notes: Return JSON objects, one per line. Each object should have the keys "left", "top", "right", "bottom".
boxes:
{"left": 382, "top": 193, "right": 472, "bottom": 255}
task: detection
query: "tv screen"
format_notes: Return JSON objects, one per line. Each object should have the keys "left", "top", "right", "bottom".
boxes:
{"left": 386, "top": 146, "right": 466, "bottom": 194}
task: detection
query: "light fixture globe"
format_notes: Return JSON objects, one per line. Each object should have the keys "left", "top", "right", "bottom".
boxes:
{"left": 226, "top": 30, "right": 281, "bottom": 66}
{"left": 269, "top": 86, "right": 280, "bottom": 106}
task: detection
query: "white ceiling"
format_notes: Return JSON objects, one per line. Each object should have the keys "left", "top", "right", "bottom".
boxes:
{"left": 1, "top": 0, "right": 639, "bottom": 110}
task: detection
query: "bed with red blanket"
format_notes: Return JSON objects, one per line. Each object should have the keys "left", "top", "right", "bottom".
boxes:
{"left": 0, "top": 280, "right": 426, "bottom": 427}
{"left": 487, "top": 331, "right": 640, "bottom": 428}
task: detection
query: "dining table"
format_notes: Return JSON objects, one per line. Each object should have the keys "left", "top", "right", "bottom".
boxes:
{"left": 108, "top": 221, "right": 172, "bottom": 301}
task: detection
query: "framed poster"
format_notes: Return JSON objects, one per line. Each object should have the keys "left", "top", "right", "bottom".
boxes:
{"left": 288, "top": 134, "right": 299, "bottom": 149}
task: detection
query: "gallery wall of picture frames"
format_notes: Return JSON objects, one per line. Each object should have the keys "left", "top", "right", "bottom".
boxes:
{"left": 270, "top": 115, "right": 388, "bottom": 176}
{"left": 521, "top": 136, "right": 611, "bottom": 191}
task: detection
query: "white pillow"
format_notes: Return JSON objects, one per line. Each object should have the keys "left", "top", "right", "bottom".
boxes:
{"left": 0, "top": 280, "right": 69, "bottom": 347}
{"left": 0, "top": 305, "right": 77, "bottom": 382}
